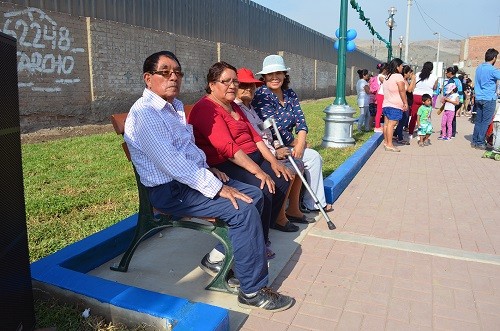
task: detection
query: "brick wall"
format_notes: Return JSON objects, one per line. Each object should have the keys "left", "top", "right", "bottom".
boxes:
{"left": 1, "top": 3, "right": 91, "bottom": 131}
{"left": 316, "top": 61, "right": 337, "bottom": 97}
{"left": 279, "top": 51, "right": 315, "bottom": 100}
{"left": 173, "top": 35, "right": 218, "bottom": 103}
{"left": 1, "top": 2, "right": 363, "bottom": 132}
{"left": 460, "top": 35, "right": 500, "bottom": 79}
{"left": 219, "top": 43, "right": 267, "bottom": 77}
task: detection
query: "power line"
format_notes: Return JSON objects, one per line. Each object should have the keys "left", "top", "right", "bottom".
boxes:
{"left": 415, "top": 0, "right": 467, "bottom": 40}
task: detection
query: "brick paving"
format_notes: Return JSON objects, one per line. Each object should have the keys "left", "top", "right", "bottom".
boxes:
{"left": 240, "top": 115, "right": 500, "bottom": 330}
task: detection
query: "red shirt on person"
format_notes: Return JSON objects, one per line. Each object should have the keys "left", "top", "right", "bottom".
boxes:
{"left": 188, "top": 95, "right": 262, "bottom": 166}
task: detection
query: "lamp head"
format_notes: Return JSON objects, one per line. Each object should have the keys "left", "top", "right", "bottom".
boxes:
{"left": 386, "top": 17, "right": 396, "bottom": 28}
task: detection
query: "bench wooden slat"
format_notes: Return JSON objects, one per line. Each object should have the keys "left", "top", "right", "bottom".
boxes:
{"left": 111, "top": 112, "right": 128, "bottom": 135}
{"left": 184, "top": 104, "right": 194, "bottom": 118}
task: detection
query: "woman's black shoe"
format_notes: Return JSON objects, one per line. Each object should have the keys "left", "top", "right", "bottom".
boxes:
{"left": 286, "top": 214, "right": 315, "bottom": 224}
{"left": 271, "top": 221, "right": 299, "bottom": 232}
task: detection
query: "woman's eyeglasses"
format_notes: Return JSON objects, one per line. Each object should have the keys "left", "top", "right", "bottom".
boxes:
{"left": 217, "top": 78, "right": 240, "bottom": 87}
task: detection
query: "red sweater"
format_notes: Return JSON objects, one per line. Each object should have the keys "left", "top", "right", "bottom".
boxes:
{"left": 188, "top": 96, "right": 262, "bottom": 166}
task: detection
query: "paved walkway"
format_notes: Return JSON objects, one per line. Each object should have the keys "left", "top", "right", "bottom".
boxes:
{"left": 240, "top": 115, "right": 500, "bottom": 330}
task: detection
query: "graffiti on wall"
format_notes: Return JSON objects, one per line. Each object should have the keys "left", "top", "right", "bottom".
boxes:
{"left": 2, "top": 7, "right": 85, "bottom": 92}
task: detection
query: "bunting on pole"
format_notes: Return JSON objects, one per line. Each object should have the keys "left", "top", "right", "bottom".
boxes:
{"left": 350, "top": 0, "right": 390, "bottom": 49}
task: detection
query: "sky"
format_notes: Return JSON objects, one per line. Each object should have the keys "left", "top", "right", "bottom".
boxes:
{"left": 250, "top": 0, "right": 500, "bottom": 42}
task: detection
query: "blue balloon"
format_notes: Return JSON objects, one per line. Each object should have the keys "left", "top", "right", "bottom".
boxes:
{"left": 346, "top": 29, "right": 357, "bottom": 41}
{"left": 346, "top": 41, "right": 356, "bottom": 52}
{"left": 335, "top": 28, "right": 340, "bottom": 39}
{"left": 334, "top": 40, "right": 340, "bottom": 50}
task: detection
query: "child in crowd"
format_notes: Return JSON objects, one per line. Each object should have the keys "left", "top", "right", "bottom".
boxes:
{"left": 432, "top": 81, "right": 441, "bottom": 108}
{"left": 417, "top": 94, "right": 433, "bottom": 146}
{"left": 438, "top": 83, "right": 459, "bottom": 140}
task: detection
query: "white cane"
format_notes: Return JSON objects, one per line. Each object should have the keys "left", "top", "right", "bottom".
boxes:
{"left": 259, "top": 117, "right": 336, "bottom": 230}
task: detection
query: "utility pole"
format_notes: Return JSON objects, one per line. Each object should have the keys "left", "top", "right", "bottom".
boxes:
{"left": 434, "top": 32, "right": 440, "bottom": 67}
{"left": 404, "top": 0, "right": 412, "bottom": 63}
{"left": 399, "top": 36, "right": 403, "bottom": 59}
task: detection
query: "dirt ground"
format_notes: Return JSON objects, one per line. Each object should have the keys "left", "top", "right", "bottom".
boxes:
{"left": 20, "top": 124, "right": 115, "bottom": 144}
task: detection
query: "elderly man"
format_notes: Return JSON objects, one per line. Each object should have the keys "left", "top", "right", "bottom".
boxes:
{"left": 471, "top": 48, "right": 500, "bottom": 149}
{"left": 123, "top": 51, "right": 293, "bottom": 311}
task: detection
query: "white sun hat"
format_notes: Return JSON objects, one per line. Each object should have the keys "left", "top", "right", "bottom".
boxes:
{"left": 256, "top": 55, "right": 291, "bottom": 75}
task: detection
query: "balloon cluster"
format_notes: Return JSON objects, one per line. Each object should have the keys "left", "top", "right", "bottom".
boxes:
{"left": 333, "top": 28, "right": 357, "bottom": 52}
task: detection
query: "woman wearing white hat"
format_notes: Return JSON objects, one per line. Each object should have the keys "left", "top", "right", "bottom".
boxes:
{"left": 252, "top": 55, "right": 333, "bottom": 214}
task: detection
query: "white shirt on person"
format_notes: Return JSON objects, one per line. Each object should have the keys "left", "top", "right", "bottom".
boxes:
{"left": 413, "top": 72, "right": 437, "bottom": 96}
{"left": 377, "top": 74, "right": 385, "bottom": 95}
{"left": 444, "top": 92, "right": 459, "bottom": 111}
{"left": 124, "top": 88, "right": 222, "bottom": 198}
{"left": 356, "top": 79, "right": 370, "bottom": 107}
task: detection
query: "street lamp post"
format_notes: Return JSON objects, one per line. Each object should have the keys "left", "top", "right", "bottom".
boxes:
{"left": 322, "top": 0, "right": 355, "bottom": 148}
{"left": 399, "top": 36, "right": 403, "bottom": 59}
{"left": 386, "top": 7, "right": 397, "bottom": 62}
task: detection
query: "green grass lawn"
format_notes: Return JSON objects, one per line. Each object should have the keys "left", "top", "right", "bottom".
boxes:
{"left": 23, "top": 95, "right": 371, "bottom": 330}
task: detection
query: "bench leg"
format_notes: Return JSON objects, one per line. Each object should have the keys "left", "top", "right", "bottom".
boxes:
{"left": 110, "top": 220, "right": 168, "bottom": 272}
{"left": 205, "top": 225, "right": 237, "bottom": 294}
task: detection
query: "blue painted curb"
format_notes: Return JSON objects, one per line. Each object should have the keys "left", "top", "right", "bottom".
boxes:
{"left": 31, "top": 214, "right": 229, "bottom": 331}
{"left": 324, "top": 132, "right": 383, "bottom": 204}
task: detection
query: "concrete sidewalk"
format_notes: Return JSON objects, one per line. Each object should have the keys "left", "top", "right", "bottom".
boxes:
{"left": 240, "top": 115, "right": 500, "bottom": 330}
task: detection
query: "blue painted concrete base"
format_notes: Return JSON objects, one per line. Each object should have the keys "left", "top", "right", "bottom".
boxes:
{"left": 31, "top": 214, "right": 229, "bottom": 331}
{"left": 324, "top": 132, "right": 383, "bottom": 204}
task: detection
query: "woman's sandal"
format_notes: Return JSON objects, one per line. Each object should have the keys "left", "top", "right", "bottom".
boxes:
{"left": 299, "top": 204, "right": 333, "bottom": 213}
{"left": 384, "top": 145, "right": 401, "bottom": 152}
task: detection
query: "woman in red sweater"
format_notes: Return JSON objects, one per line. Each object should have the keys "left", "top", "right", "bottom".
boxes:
{"left": 188, "top": 61, "right": 293, "bottom": 258}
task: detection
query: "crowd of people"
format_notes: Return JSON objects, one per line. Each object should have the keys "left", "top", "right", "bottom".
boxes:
{"left": 355, "top": 48, "right": 499, "bottom": 152}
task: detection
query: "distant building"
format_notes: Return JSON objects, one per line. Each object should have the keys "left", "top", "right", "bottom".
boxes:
{"left": 459, "top": 35, "right": 500, "bottom": 80}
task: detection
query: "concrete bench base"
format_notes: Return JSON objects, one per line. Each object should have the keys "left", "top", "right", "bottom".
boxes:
{"left": 31, "top": 214, "right": 229, "bottom": 331}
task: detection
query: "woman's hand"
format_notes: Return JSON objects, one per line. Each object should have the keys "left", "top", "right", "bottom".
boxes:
{"left": 292, "top": 142, "right": 305, "bottom": 158}
{"left": 270, "top": 161, "right": 293, "bottom": 182}
{"left": 209, "top": 167, "right": 229, "bottom": 182}
{"left": 255, "top": 170, "right": 275, "bottom": 193}
{"left": 275, "top": 146, "right": 291, "bottom": 160}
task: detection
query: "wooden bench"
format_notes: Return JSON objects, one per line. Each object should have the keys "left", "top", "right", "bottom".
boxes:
{"left": 109, "top": 108, "right": 235, "bottom": 294}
